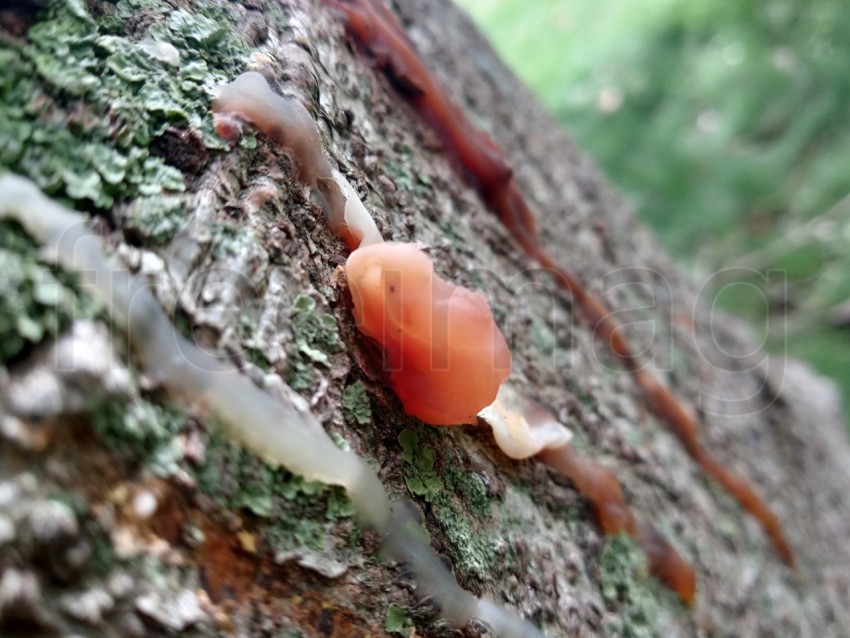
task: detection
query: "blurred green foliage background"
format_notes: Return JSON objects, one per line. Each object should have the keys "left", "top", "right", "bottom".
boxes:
{"left": 458, "top": 0, "right": 850, "bottom": 418}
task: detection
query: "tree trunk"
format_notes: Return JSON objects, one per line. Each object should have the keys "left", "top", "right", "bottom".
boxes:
{"left": 1, "top": 0, "right": 849, "bottom": 636}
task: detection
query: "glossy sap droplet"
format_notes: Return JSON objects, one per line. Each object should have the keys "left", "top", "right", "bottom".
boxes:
{"left": 346, "top": 242, "right": 510, "bottom": 425}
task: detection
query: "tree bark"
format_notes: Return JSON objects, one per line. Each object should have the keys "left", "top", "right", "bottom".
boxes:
{"left": 1, "top": 0, "right": 850, "bottom": 636}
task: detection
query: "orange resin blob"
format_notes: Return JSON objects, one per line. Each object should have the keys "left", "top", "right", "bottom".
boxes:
{"left": 346, "top": 242, "right": 511, "bottom": 425}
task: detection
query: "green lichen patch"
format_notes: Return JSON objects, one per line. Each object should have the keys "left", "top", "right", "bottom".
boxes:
{"left": 0, "top": 219, "right": 98, "bottom": 361}
{"left": 385, "top": 603, "right": 413, "bottom": 636}
{"left": 210, "top": 220, "right": 257, "bottom": 259}
{"left": 599, "top": 535, "right": 662, "bottom": 638}
{"left": 123, "top": 195, "right": 186, "bottom": 245}
{"left": 87, "top": 524, "right": 118, "bottom": 577}
{"left": 286, "top": 295, "right": 345, "bottom": 391}
{"left": 432, "top": 498, "right": 496, "bottom": 577}
{"left": 385, "top": 155, "right": 431, "bottom": 199}
{"left": 436, "top": 219, "right": 463, "bottom": 243}
{"left": 530, "top": 315, "right": 558, "bottom": 358}
{"left": 341, "top": 380, "right": 372, "bottom": 426}
{"left": 195, "top": 428, "right": 353, "bottom": 552}
{"left": 397, "top": 428, "right": 497, "bottom": 576}
{"left": 444, "top": 465, "right": 491, "bottom": 519}
{"left": 91, "top": 397, "right": 188, "bottom": 477}
{"left": 0, "top": 0, "right": 246, "bottom": 211}
{"left": 398, "top": 428, "right": 444, "bottom": 501}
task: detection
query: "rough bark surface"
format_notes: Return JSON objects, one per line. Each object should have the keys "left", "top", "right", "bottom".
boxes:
{"left": 1, "top": 0, "right": 850, "bottom": 637}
